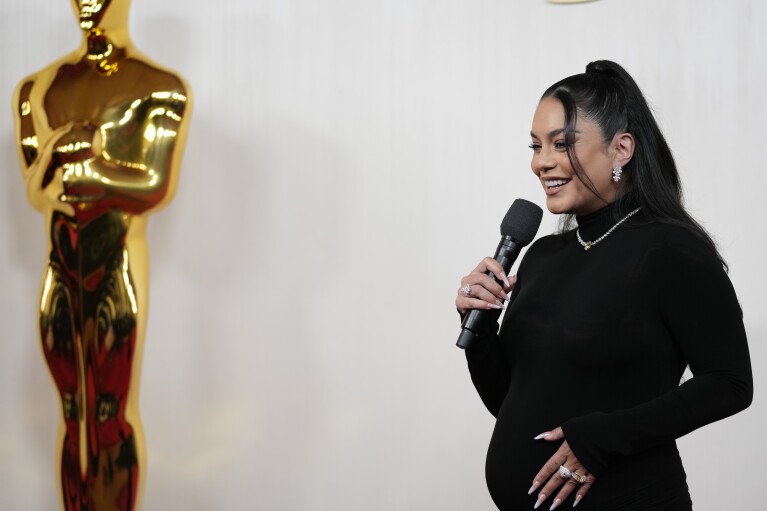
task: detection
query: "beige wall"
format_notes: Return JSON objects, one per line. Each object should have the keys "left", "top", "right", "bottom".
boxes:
{"left": 1, "top": 0, "right": 764, "bottom": 509}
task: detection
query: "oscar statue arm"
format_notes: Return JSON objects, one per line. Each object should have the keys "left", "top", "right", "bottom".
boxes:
{"left": 13, "top": 75, "right": 76, "bottom": 214}
{"left": 58, "top": 89, "right": 191, "bottom": 214}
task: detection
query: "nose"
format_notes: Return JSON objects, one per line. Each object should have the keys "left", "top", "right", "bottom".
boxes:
{"left": 531, "top": 148, "right": 556, "bottom": 176}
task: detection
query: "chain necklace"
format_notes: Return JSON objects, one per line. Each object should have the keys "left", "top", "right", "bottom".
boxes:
{"left": 576, "top": 207, "right": 641, "bottom": 251}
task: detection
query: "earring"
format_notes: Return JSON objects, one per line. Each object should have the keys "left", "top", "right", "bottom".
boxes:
{"left": 612, "top": 166, "right": 623, "bottom": 182}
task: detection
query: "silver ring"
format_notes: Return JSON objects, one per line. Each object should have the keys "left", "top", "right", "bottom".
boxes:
{"left": 558, "top": 465, "right": 572, "bottom": 479}
{"left": 571, "top": 471, "right": 586, "bottom": 484}
{"left": 460, "top": 284, "right": 472, "bottom": 297}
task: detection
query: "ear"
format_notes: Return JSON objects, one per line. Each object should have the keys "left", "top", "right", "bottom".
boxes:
{"left": 611, "top": 132, "right": 635, "bottom": 168}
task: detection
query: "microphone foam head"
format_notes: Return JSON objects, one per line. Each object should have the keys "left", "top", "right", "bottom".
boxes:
{"left": 500, "top": 199, "right": 543, "bottom": 245}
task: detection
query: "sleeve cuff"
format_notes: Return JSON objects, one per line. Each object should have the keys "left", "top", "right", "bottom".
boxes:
{"left": 561, "top": 413, "right": 613, "bottom": 477}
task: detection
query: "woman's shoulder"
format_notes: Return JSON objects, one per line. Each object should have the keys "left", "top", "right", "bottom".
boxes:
{"left": 636, "top": 220, "right": 725, "bottom": 272}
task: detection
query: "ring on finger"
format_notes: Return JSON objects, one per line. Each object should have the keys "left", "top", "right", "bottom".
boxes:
{"left": 460, "top": 284, "right": 472, "bottom": 297}
{"left": 570, "top": 470, "right": 586, "bottom": 484}
{"left": 558, "top": 466, "right": 572, "bottom": 480}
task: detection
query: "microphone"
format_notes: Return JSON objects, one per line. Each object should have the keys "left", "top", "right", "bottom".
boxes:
{"left": 456, "top": 199, "right": 543, "bottom": 349}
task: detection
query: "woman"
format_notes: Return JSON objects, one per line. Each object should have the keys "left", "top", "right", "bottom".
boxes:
{"left": 456, "top": 60, "right": 752, "bottom": 510}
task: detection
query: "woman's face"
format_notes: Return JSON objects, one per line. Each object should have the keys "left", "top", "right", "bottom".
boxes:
{"left": 529, "top": 97, "right": 620, "bottom": 216}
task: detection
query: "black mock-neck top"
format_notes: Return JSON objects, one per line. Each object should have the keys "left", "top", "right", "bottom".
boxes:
{"left": 465, "top": 205, "right": 752, "bottom": 510}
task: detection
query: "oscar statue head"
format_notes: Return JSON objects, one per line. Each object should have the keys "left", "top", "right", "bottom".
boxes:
{"left": 71, "top": 0, "right": 130, "bottom": 31}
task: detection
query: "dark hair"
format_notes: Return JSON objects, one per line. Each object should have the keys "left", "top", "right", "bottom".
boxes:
{"left": 541, "top": 60, "right": 726, "bottom": 268}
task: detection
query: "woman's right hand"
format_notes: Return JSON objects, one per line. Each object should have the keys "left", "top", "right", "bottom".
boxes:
{"left": 456, "top": 257, "right": 516, "bottom": 314}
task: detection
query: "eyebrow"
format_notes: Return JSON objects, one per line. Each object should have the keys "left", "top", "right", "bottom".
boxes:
{"left": 530, "top": 128, "right": 578, "bottom": 139}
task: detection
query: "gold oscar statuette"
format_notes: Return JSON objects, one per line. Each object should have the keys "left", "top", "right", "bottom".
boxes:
{"left": 12, "top": 1, "right": 191, "bottom": 509}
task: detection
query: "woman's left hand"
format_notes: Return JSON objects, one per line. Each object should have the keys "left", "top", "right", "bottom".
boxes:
{"left": 528, "top": 427, "right": 595, "bottom": 509}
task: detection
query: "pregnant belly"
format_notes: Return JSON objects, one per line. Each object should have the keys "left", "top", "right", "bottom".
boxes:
{"left": 484, "top": 397, "right": 691, "bottom": 511}
{"left": 485, "top": 406, "right": 560, "bottom": 510}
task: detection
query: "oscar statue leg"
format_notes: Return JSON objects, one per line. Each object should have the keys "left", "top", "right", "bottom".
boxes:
{"left": 39, "top": 263, "right": 86, "bottom": 510}
{"left": 81, "top": 210, "right": 141, "bottom": 510}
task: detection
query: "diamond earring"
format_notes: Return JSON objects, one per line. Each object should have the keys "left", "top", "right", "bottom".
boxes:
{"left": 612, "top": 166, "right": 623, "bottom": 182}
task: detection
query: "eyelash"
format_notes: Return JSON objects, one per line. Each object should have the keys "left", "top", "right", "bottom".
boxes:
{"left": 528, "top": 141, "right": 570, "bottom": 151}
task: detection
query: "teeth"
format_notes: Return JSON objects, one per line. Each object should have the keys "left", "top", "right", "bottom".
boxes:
{"left": 545, "top": 179, "right": 569, "bottom": 187}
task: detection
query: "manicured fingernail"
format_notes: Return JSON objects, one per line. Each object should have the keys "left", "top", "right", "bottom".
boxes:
{"left": 527, "top": 481, "right": 540, "bottom": 495}
{"left": 533, "top": 494, "right": 546, "bottom": 509}
{"left": 573, "top": 495, "right": 582, "bottom": 508}
{"left": 534, "top": 433, "right": 549, "bottom": 440}
{"left": 550, "top": 499, "right": 562, "bottom": 511}
{"left": 489, "top": 303, "right": 503, "bottom": 309}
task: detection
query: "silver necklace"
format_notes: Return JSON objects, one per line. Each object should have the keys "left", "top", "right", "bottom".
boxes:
{"left": 576, "top": 207, "right": 641, "bottom": 251}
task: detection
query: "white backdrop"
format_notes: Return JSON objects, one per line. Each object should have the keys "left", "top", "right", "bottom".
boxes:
{"left": 1, "top": 0, "right": 764, "bottom": 509}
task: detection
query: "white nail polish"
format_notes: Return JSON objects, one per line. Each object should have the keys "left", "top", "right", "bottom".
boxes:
{"left": 573, "top": 495, "right": 582, "bottom": 508}
{"left": 533, "top": 494, "right": 545, "bottom": 510}
{"left": 489, "top": 303, "right": 502, "bottom": 309}
{"left": 534, "top": 433, "right": 549, "bottom": 440}
{"left": 550, "top": 499, "right": 562, "bottom": 511}
{"left": 500, "top": 273, "right": 511, "bottom": 288}
{"left": 527, "top": 481, "right": 540, "bottom": 495}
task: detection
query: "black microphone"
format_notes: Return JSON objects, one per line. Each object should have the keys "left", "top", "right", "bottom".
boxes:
{"left": 456, "top": 199, "right": 543, "bottom": 349}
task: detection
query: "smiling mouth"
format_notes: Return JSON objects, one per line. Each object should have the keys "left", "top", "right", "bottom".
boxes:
{"left": 544, "top": 178, "right": 571, "bottom": 191}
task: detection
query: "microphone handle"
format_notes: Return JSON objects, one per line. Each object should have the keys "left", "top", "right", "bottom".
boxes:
{"left": 456, "top": 236, "right": 523, "bottom": 349}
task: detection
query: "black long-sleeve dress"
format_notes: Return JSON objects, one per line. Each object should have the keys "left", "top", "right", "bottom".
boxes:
{"left": 465, "top": 205, "right": 752, "bottom": 511}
